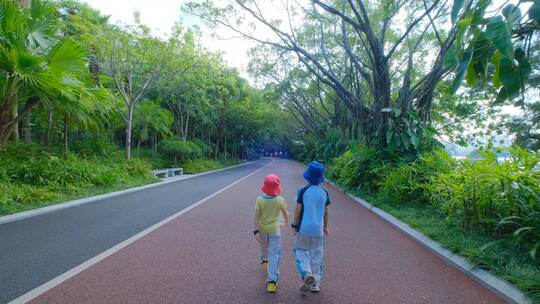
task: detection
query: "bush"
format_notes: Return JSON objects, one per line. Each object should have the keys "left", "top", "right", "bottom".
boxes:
{"left": 380, "top": 150, "right": 456, "bottom": 205}
{"left": 0, "top": 144, "right": 155, "bottom": 216}
{"left": 429, "top": 148, "right": 540, "bottom": 257}
{"left": 158, "top": 139, "right": 193, "bottom": 162}
{"left": 190, "top": 138, "right": 212, "bottom": 157}
{"left": 331, "top": 144, "right": 390, "bottom": 193}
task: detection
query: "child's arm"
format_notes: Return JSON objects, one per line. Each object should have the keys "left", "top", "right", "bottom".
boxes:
{"left": 280, "top": 205, "right": 289, "bottom": 227}
{"left": 254, "top": 207, "right": 261, "bottom": 242}
{"left": 324, "top": 205, "right": 330, "bottom": 236}
{"left": 292, "top": 203, "right": 302, "bottom": 233}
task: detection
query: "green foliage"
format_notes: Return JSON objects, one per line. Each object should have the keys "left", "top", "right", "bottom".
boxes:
{"left": 450, "top": 1, "right": 538, "bottom": 103}
{"left": 380, "top": 150, "right": 456, "bottom": 204}
{"left": 293, "top": 129, "right": 349, "bottom": 163}
{"left": 157, "top": 139, "right": 205, "bottom": 162}
{"left": 0, "top": 144, "right": 155, "bottom": 215}
{"left": 331, "top": 144, "right": 390, "bottom": 193}
{"left": 181, "top": 159, "right": 238, "bottom": 174}
{"left": 190, "top": 138, "right": 212, "bottom": 157}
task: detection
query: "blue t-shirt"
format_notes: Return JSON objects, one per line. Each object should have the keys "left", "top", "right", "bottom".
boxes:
{"left": 295, "top": 185, "right": 331, "bottom": 236}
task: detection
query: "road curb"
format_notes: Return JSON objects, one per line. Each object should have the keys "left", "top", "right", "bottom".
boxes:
{"left": 0, "top": 161, "right": 258, "bottom": 225}
{"left": 326, "top": 180, "right": 532, "bottom": 304}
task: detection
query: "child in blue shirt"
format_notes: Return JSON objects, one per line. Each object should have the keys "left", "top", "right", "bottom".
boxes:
{"left": 291, "top": 161, "right": 331, "bottom": 293}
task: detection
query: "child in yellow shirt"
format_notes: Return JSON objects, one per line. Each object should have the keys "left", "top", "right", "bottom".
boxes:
{"left": 254, "top": 174, "right": 288, "bottom": 293}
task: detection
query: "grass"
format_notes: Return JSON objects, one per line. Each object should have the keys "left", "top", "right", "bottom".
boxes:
{"left": 340, "top": 185, "right": 540, "bottom": 303}
{"left": 181, "top": 159, "right": 239, "bottom": 174}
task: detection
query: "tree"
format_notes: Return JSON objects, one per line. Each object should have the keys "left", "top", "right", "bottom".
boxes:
{"left": 0, "top": 0, "right": 89, "bottom": 149}
{"left": 133, "top": 100, "right": 173, "bottom": 158}
{"left": 185, "top": 0, "right": 482, "bottom": 154}
{"left": 101, "top": 20, "right": 170, "bottom": 160}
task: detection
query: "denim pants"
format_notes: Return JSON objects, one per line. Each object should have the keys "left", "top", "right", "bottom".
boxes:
{"left": 293, "top": 234, "right": 324, "bottom": 283}
{"left": 260, "top": 232, "right": 281, "bottom": 282}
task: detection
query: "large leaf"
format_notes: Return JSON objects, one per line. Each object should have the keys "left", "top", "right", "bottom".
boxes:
{"left": 502, "top": 4, "right": 521, "bottom": 26}
{"left": 515, "top": 48, "right": 532, "bottom": 81}
{"left": 451, "top": 0, "right": 465, "bottom": 24}
{"left": 47, "top": 40, "right": 86, "bottom": 74}
{"left": 491, "top": 51, "right": 503, "bottom": 88}
{"left": 495, "top": 57, "right": 520, "bottom": 103}
{"left": 530, "top": 1, "right": 540, "bottom": 24}
{"left": 450, "top": 49, "right": 473, "bottom": 94}
{"left": 466, "top": 62, "right": 477, "bottom": 85}
{"left": 485, "top": 16, "right": 513, "bottom": 59}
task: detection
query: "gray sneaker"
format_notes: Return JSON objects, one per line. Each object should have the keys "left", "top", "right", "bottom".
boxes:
{"left": 300, "top": 274, "right": 315, "bottom": 292}
{"left": 310, "top": 282, "right": 320, "bottom": 293}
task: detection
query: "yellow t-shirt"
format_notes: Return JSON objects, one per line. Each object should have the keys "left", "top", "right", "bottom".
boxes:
{"left": 255, "top": 195, "right": 287, "bottom": 233}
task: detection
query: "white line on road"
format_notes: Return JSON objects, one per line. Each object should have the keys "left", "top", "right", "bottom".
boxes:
{"left": 9, "top": 161, "right": 272, "bottom": 304}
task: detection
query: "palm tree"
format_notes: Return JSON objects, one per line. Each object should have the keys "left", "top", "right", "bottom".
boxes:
{"left": 0, "top": 0, "right": 88, "bottom": 149}
{"left": 133, "top": 100, "right": 173, "bottom": 158}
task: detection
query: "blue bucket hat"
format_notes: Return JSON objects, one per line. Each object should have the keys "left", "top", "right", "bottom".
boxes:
{"left": 303, "top": 161, "right": 325, "bottom": 185}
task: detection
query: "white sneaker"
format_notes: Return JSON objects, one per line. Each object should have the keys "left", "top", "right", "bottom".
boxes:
{"left": 310, "top": 282, "right": 320, "bottom": 293}
{"left": 300, "top": 274, "right": 315, "bottom": 292}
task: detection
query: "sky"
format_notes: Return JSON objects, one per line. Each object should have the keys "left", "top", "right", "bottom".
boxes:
{"left": 82, "top": 0, "right": 256, "bottom": 78}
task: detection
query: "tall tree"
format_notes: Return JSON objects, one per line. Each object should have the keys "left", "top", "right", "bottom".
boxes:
{"left": 0, "top": 0, "right": 89, "bottom": 149}
{"left": 101, "top": 20, "right": 170, "bottom": 160}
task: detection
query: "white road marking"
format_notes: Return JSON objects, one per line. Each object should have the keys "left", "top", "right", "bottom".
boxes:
{"left": 8, "top": 161, "right": 272, "bottom": 304}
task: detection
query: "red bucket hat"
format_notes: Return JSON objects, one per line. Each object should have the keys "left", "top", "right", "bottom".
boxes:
{"left": 261, "top": 174, "right": 282, "bottom": 196}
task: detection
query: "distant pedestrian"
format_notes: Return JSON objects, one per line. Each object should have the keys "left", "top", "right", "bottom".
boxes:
{"left": 254, "top": 174, "right": 289, "bottom": 293}
{"left": 291, "top": 161, "right": 331, "bottom": 293}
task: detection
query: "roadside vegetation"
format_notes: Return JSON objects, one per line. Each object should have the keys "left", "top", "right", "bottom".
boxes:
{"left": 0, "top": 0, "right": 290, "bottom": 216}
{"left": 324, "top": 145, "right": 540, "bottom": 301}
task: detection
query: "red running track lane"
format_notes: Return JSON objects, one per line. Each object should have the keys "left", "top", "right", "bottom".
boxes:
{"left": 30, "top": 160, "right": 505, "bottom": 304}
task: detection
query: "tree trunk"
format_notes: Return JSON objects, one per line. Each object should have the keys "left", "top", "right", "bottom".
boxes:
{"left": 125, "top": 105, "right": 133, "bottom": 161}
{"left": 152, "top": 130, "right": 157, "bottom": 159}
{"left": 63, "top": 116, "right": 68, "bottom": 156}
{"left": 43, "top": 107, "right": 53, "bottom": 146}
{"left": 136, "top": 138, "right": 141, "bottom": 158}
{"left": 23, "top": 114, "right": 31, "bottom": 144}
{"left": 214, "top": 103, "right": 226, "bottom": 159}
{"left": 9, "top": 105, "right": 19, "bottom": 143}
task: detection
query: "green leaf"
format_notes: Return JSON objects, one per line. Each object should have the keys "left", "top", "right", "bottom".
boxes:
{"left": 515, "top": 48, "right": 532, "bottom": 81}
{"left": 495, "top": 57, "right": 520, "bottom": 103}
{"left": 451, "top": 0, "right": 465, "bottom": 24}
{"left": 513, "top": 226, "right": 533, "bottom": 237}
{"left": 530, "top": 241, "right": 540, "bottom": 259}
{"left": 485, "top": 17, "right": 513, "bottom": 59}
{"left": 502, "top": 4, "right": 521, "bottom": 26}
{"left": 450, "top": 49, "right": 473, "bottom": 93}
{"left": 47, "top": 40, "right": 86, "bottom": 74}
{"left": 455, "top": 17, "right": 473, "bottom": 52}
{"left": 491, "top": 51, "right": 503, "bottom": 88}
{"left": 529, "top": 2, "right": 540, "bottom": 24}
{"left": 466, "top": 62, "right": 477, "bottom": 85}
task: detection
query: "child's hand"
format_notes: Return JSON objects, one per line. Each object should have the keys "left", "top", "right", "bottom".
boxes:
{"left": 324, "top": 227, "right": 330, "bottom": 237}
{"left": 255, "top": 233, "right": 261, "bottom": 242}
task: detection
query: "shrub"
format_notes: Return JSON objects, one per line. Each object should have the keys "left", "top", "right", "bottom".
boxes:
{"left": 430, "top": 148, "right": 540, "bottom": 257}
{"left": 0, "top": 144, "right": 155, "bottom": 216}
{"left": 380, "top": 150, "right": 456, "bottom": 205}
{"left": 191, "top": 138, "right": 212, "bottom": 157}
{"left": 158, "top": 139, "right": 193, "bottom": 162}
{"left": 186, "top": 141, "right": 203, "bottom": 159}
{"left": 331, "top": 144, "right": 389, "bottom": 193}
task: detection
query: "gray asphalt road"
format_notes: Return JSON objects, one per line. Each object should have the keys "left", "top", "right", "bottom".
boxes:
{"left": 0, "top": 160, "right": 268, "bottom": 303}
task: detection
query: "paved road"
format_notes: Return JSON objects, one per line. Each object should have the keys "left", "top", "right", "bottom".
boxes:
{"left": 12, "top": 159, "right": 505, "bottom": 304}
{"left": 0, "top": 161, "right": 269, "bottom": 303}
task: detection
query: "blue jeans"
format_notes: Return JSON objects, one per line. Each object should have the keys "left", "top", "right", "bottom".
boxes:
{"left": 260, "top": 232, "right": 281, "bottom": 282}
{"left": 293, "top": 234, "right": 324, "bottom": 284}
